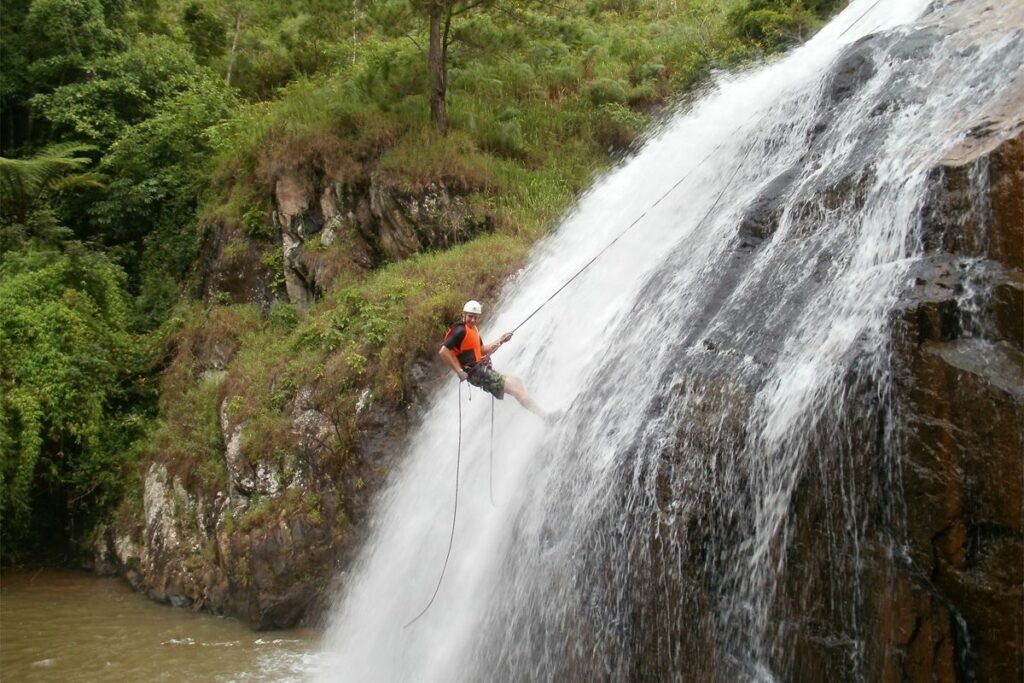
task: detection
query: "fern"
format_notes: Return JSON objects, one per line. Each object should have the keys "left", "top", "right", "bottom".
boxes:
{"left": 0, "top": 143, "right": 104, "bottom": 223}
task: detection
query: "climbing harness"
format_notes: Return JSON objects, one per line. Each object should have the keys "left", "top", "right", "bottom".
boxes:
{"left": 403, "top": 383, "right": 463, "bottom": 628}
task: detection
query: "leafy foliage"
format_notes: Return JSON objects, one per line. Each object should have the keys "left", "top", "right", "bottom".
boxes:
{"left": 182, "top": 2, "right": 228, "bottom": 63}
{"left": 31, "top": 35, "right": 214, "bottom": 145}
{"left": 0, "top": 143, "right": 103, "bottom": 227}
{"left": 0, "top": 245, "right": 146, "bottom": 559}
{"left": 94, "top": 79, "right": 240, "bottom": 325}
{"left": 728, "top": 0, "right": 845, "bottom": 52}
{"left": 23, "top": 0, "right": 123, "bottom": 88}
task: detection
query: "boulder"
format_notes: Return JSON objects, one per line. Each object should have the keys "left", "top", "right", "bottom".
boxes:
{"left": 827, "top": 36, "right": 878, "bottom": 104}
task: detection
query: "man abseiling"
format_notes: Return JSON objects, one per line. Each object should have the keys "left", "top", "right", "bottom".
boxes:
{"left": 439, "top": 300, "right": 549, "bottom": 419}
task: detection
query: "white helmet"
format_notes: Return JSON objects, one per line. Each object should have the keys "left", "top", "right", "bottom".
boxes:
{"left": 463, "top": 300, "right": 482, "bottom": 315}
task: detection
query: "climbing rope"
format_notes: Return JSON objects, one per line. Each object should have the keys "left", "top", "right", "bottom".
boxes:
{"left": 403, "top": 383, "right": 463, "bottom": 628}
{"left": 508, "top": 0, "right": 888, "bottom": 336}
{"left": 489, "top": 395, "right": 496, "bottom": 507}
{"left": 510, "top": 129, "right": 760, "bottom": 334}
{"left": 836, "top": 0, "right": 885, "bottom": 40}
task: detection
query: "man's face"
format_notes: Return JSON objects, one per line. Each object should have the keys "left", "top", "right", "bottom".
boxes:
{"left": 464, "top": 312, "right": 480, "bottom": 327}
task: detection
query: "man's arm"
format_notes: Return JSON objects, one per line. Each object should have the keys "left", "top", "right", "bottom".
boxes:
{"left": 482, "top": 331, "right": 513, "bottom": 356}
{"left": 439, "top": 345, "right": 468, "bottom": 381}
{"left": 440, "top": 323, "right": 468, "bottom": 380}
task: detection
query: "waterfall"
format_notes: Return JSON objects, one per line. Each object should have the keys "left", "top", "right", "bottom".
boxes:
{"left": 315, "top": 1, "right": 1022, "bottom": 680}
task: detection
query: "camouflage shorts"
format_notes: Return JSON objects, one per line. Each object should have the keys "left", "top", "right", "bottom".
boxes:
{"left": 467, "top": 365, "right": 505, "bottom": 399}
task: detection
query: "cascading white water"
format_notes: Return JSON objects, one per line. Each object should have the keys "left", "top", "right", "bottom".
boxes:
{"left": 315, "top": 1, "right": 1021, "bottom": 680}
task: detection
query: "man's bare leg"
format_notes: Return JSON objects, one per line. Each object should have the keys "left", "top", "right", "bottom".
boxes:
{"left": 502, "top": 374, "right": 548, "bottom": 419}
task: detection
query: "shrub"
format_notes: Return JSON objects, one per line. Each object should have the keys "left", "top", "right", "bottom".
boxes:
{"left": 269, "top": 301, "right": 300, "bottom": 331}
{"left": 0, "top": 244, "right": 144, "bottom": 558}
{"left": 585, "top": 77, "right": 630, "bottom": 105}
{"left": 728, "top": 0, "right": 835, "bottom": 52}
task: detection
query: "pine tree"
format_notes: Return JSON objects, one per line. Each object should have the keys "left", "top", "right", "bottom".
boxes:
{"left": 410, "top": 0, "right": 491, "bottom": 135}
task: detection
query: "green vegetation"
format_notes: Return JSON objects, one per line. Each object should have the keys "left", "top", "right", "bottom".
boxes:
{"left": 728, "top": 0, "right": 845, "bottom": 51}
{"left": 0, "top": 245, "right": 151, "bottom": 560}
{"left": 1, "top": 0, "right": 846, "bottom": 562}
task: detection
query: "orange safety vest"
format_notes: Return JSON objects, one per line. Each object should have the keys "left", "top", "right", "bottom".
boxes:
{"left": 444, "top": 322, "right": 484, "bottom": 369}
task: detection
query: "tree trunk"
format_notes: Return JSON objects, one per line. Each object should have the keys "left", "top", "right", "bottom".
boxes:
{"left": 428, "top": 5, "right": 448, "bottom": 135}
{"left": 3, "top": 108, "right": 14, "bottom": 152}
{"left": 226, "top": 11, "right": 243, "bottom": 87}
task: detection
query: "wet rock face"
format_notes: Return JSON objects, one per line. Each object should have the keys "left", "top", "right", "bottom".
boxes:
{"left": 920, "top": 121, "right": 1024, "bottom": 272}
{"left": 884, "top": 123, "right": 1023, "bottom": 681}
{"left": 783, "top": 120, "right": 1023, "bottom": 682}
{"left": 827, "top": 36, "right": 878, "bottom": 104}
{"left": 754, "top": 121, "right": 1023, "bottom": 683}
{"left": 737, "top": 166, "right": 801, "bottom": 243}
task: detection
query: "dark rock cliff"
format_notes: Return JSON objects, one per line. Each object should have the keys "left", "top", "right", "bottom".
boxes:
{"left": 766, "top": 115, "right": 1022, "bottom": 683}
{"left": 198, "top": 161, "right": 495, "bottom": 308}
{"left": 885, "top": 115, "right": 1022, "bottom": 683}
{"left": 676, "top": 80, "right": 1019, "bottom": 683}
{"left": 637, "top": 27, "right": 1022, "bottom": 683}
{"left": 94, "top": 350, "right": 441, "bottom": 629}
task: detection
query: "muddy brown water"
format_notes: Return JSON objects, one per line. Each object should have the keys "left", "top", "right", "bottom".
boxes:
{"left": 0, "top": 569, "right": 318, "bottom": 682}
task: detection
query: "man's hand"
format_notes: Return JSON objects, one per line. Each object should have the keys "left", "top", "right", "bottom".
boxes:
{"left": 499, "top": 332, "right": 513, "bottom": 344}
{"left": 457, "top": 369, "right": 468, "bottom": 382}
